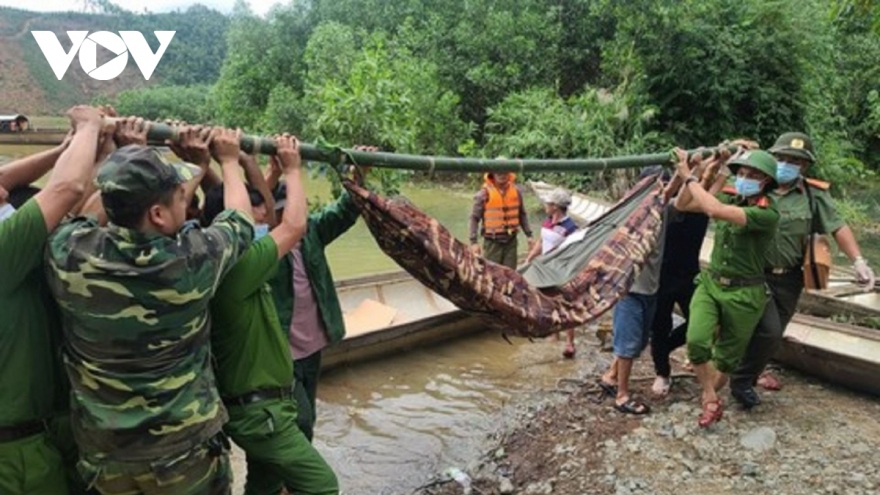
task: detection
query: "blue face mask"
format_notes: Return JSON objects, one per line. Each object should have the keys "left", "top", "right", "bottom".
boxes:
{"left": 735, "top": 176, "right": 763, "bottom": 197}
{"left": 254, "top": 223, "right": 270, "bottom": 240}
{"left": 0, "top": 203, "right": 15, "bottom": 223}
{"left": 776, "top": 161, "right": 801, "bottom": 184}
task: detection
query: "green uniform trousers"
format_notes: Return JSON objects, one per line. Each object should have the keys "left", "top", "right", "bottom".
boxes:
{"left": 686, "top": 273, "right": 768, "bottom": 373}
{"left": 226, "top": 397, "right": 339, "bottom": 495}
{"left": 47, "top": 413, "right": 92, "bottom": 495}
{"left": 0, "top": 431, "right": 69, "bottom": 495}
{"left": 482, "top": 237, "right": 518, "bottom": 269}
{"left": 293, "top": 351, "right": 322, "bottom": 443}
{"left": 77, "top": 435, "right": 231, "bottom": 495}
{"left": 731, "top": 270, "right": 804, "bottom": 390}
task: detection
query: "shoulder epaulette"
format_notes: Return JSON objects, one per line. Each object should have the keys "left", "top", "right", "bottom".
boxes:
{"left": 756, "top": 196, "right": 770, "bottom": 208}
{"left": 722, "top": 185, "right": 737, "bottom": 195}
{"left": 805, "top": 178, "right": 830, "bottom": 190}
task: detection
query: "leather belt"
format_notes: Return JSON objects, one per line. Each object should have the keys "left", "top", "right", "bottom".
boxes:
{"left": 222, "top": 387, "right": 292, "bottom": 407}
{"left": 766, "top": 267, "right": 801, "bottom": 275}
{"left": 709, "top": 271, "right": 765, "bottom": 288}
{"left": 0, "top": 420, "right": 48, "bottom": 443}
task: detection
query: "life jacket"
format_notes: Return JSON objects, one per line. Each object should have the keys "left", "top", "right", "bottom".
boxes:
{"left": 482, "top": 174, "right": 521, "bottom": 236}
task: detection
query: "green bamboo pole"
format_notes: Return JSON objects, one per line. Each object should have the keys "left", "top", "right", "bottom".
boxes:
{"left": 135, "top": 119, "right": 732, "bottom": 174}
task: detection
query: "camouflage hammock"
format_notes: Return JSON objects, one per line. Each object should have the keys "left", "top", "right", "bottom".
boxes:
{"left": 342, "top": 177, "right": 666, "bottom": 338}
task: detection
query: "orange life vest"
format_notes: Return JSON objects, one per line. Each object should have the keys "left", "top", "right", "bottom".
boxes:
{"left": 482, "top": 174, "right": 521, "bottom": 236}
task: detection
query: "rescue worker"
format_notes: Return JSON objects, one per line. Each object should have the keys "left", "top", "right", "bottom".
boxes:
{"left": 730, "top": 132, "right": 876, "bottom": 408}
{"left": 469, "top": 170, "right": 533, "bottom": 269}
{"left": 0, "top": 106, "right": 100, "bottom": 495}
{"left": 673, "top": 147, "right": 779, "bottom": 427}
{"left": 44, "top": 128, "right": 254, "bottom": 494}
{"left": 204, "top": 135, "right": 339, "bottom": 494}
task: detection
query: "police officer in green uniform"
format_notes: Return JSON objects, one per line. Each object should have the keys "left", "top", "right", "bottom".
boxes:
{"left": 0, "top": 106, "right": 102, "bottom": 495}
{"left": 204, "top": 135, "right": 339, "bottom": 495}
{"left": 730, "top": 132, "right": 876, "bottom": 408}
{"left": 45, "top": 129, "right": 255, "bottom": 495}
{"left": 672, "top": 147, "right": 779, "bottom": 428}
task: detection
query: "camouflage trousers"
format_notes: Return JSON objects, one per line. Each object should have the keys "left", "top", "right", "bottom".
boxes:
{"left": 78, "top": 434, "right": 231, "bottom": 495}
{"left": 0, "top": 430, "right": 69, "bottom": 494}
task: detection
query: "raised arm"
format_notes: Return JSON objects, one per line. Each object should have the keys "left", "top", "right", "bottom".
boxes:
{"left": 210, "top": 127, "right": 252, "bottom": 219}
{"left": 0, "top": 135, "right": 69, "bottom": 190}
{"left": 240, "top": 151, "right": 276, "bottom": 226}
{"left": 268, "top": 135, "right": 307, "bottom": 258}
{"left": 34, "top": 106, "right": 103, "bottom": 230}
{"left": 673, "top": 148, "right": 747, "bottom": 226}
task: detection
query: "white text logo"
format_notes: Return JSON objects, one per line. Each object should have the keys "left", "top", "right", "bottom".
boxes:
{"left": 31, "top": 31, "right": 176, "bottom": 81}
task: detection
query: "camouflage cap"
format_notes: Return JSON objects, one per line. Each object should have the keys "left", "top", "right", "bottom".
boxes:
{"left": 768, "top": 132, "right": 816, "bottom": 163}
{"left": 97, "top": 145, "right": 201, "bottom": 201}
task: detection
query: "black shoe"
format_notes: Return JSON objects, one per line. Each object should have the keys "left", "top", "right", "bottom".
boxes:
{"left": 731, "top": 387, "right": 761, "bottom": 410}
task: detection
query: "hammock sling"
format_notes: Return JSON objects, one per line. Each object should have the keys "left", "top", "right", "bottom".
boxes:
{"left": 343, "top": 176, "right": 666, "bottom": 338}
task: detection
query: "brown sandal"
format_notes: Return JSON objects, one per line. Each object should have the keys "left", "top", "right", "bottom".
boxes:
{"left": 698, "top": 399, "right": 723, "bottom": 428}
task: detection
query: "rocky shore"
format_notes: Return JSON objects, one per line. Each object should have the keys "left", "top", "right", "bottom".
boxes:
{"left": 416, "top": 344, "right": 880, "bottom": 495}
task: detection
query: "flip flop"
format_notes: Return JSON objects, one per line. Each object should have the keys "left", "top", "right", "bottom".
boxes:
{"left": 614, "top": 398, "right": 651, "bottom": 415}
{"left": 596, "top": 379, "right": 618, "bottom": 398}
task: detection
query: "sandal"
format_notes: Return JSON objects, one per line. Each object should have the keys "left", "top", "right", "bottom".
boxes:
{"left": 698, "top": 399, "right": 724, "bottom": 428}
{"left": 757, "top": 371, "right": 782, "bottom": 391}
{"left": 651, "top": 376, "right": 671, "bottom": 397}
{"left": 562, "top": 344, "right": 576, "bottom": 359}
{"left": 597, "top": 379, "right": 618, "bottom": 398}
{"left": 614, "top": 398, "right": 651, "bottom": 415}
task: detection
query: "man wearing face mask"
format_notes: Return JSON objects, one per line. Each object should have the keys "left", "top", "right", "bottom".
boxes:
{"left": 729, "top": 132, "right": 875, "bottom": 409}
{"left": 44, "top": 128, "right": 255, "bottom": 494}
{"left": 673, "top": 147, "right": 780, "bottom": 428}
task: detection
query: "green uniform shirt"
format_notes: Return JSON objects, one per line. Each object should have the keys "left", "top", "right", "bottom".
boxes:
{"left": 45, "top": 210, "right": 253, "bottom": 462}
{"left": 708, "top": 193, "right": 780, "bottom": 278}
{"left": 0, "top": 199, "right": 65, "bottom": 427}
{"left": 764, "top": 180, "right": 844, "bottom": 269}
{"left": 210, "top": 235, "right": 294, "bottom": 398}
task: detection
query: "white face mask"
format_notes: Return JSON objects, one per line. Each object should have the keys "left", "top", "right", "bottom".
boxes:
{"left": 0, "top": 203, "right": 15, "bottom": 223}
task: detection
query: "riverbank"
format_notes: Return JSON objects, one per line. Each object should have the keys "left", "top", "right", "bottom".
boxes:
{"left": 416, "top": 336, "right": 880, "bottom": 495}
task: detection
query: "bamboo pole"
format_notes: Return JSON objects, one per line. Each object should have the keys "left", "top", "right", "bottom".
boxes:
{"left": 135, "top": 119, "right": 735, "bottom": 173}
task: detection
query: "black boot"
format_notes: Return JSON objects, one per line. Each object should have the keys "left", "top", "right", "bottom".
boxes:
{"left": 731, "top": 387, "right": 761, "bottom": 410}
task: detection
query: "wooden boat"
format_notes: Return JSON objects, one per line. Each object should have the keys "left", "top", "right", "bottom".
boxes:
{"left": 0, "top": 128, "right": 69, "bottom": 145}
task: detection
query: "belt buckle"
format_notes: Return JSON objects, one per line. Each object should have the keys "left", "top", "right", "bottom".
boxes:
{"left": 718, "top": 276, "right": 731, "bottom": 286}
{"left": 771, "top": 268, "right": 785, "bottom": 275}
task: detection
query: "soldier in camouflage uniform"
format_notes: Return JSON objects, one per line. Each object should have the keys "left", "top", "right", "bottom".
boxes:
{"left": 0, "top": 106, "right": 103, "bottom": 495}
{"left": 45, "top": 130, "right": 255, "bottom": 495}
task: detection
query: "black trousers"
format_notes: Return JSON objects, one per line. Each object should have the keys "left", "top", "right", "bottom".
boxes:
{"left": 650, "top": 274, "right": 697, "bottom": 378}
{"left": 730, "top": 270, "right": 804, "bottom": 390}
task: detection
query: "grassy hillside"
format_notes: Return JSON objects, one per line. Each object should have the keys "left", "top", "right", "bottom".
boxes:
{"left": 0, "top": 5, "right": 228, "bottom": 115}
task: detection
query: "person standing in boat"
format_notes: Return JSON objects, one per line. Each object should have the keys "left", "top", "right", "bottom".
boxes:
{"left": 469, "top": 169, "right": 534, "bottom": 269}
{"left": 729, "top": 132, "right": 876, "bottom": 409}
{"left": 525, "top": 188, "right": 578, "bottom": 358}
{"left": 673, "top": 148, "right": 779, "bottom": 427}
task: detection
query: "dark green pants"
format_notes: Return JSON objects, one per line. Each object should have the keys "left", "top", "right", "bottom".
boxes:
{"left": 77, "top": 435, "right": 231, "bottom": 495}
{"left": 293, "top": 351, "right": 322, "bottom": 442}
{"left": 686, "top": 273, "right": 767, "bottom": 373}
{"left": 226, "top": 398, "right": 338, "bottom": 495}
{"left": 730, "top": 270, "right": 803, "bottom": 390}
{"left": 0, "top": 431, "right": 69, "bottom": 495}
{"left": 483, "top": 237, "right": 518, "bottom": 269}
{"left": 47, "top": 413, "right": 93, "bottom": 495}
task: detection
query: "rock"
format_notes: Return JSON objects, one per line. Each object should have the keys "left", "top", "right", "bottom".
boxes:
{"left": 673, "top": 424, "right": 689, "bottom": 439}
{"left": 739, "top": 427, "right": 777, "bottom": 452}
{"left": 499, "top": 476, "right": 515, "bottom": 494}
{"left": 604, "top": 440, "right": 618, "bottom": 450}
{"left": 849, "top": 473, "right": 867, "bottom": 486}
{"left": 740, "top": 462, "right": 759, "bottom": 477}
{"left": 494, "top": 447, "right": 506, "bottom": 459}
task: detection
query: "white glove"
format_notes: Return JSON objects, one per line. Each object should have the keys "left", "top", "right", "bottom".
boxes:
{"left": 854, "top": 257, "right": 875, "bottom": 289}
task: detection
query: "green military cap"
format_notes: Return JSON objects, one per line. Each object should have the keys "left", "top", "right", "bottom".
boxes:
{"left": 768, "top": 132, "right": 816, "bottom": 163}
{"left": 728, "top": 149, "right": 778, "bottom": 189}
{"left": 97, "top": 145, "right": 201, "bottom": 201}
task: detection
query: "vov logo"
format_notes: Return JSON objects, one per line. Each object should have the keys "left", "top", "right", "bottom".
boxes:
{"left": 31, "top": 31, "right": 175, "bottom": 81}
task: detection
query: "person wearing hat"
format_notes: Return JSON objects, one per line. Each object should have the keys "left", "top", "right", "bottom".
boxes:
{"left": 729, "top": 132, "right": 875, "bottom": 409}
{"left": 469, "top": 170, "right": 534, "bottom": 269}
{"left": 0, "top": 106, "right": 102, "bottom": 495}
{"left": 44, "top": 128, "right": 256, "bottom": 494}
{"left": 203, "top": 135, "right": 340, "bottom": 494}
{"left": 525, "top": 187, "right": 578, "bottom": 357}
{"left": 672, "top": 147, "right": 780, "bottom": 427}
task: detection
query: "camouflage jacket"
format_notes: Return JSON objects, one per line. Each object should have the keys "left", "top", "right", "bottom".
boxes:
{"left": 44, "top": 210, "right": 253, "bottom": 462}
